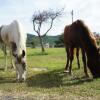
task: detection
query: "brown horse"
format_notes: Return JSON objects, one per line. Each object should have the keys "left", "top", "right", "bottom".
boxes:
{"left": 64, "top": 19, "right": 100, "bottom": 78}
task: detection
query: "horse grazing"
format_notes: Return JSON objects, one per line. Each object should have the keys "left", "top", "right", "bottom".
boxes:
{"left": 0, "top": 20, "right": 27, "bottom": 81}
{"left": 64, "top": 23, "right": 88, "bottom": 76}
{"left": 64, "top": 19, "right": 100, "bottom": 78}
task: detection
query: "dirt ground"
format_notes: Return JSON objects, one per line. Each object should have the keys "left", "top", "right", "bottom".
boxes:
{"left": 0, "top": 92, "right": 99, "bottom": 100}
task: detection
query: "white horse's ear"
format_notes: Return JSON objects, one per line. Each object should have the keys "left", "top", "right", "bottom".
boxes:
{"left": 22, "top": 50, "right": 25, "bottom": 57}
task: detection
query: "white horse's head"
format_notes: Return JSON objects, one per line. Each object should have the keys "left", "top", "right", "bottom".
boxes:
{"left": 13, "top": 49, "right": 27, "bottom": 82}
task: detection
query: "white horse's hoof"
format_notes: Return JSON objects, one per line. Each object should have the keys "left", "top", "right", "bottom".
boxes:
{"left": 16, "top": 78, "right": 25, "bottom": 83}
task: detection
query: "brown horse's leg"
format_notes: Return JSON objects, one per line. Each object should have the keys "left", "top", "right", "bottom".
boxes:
{"left": 69, "top": 47, "right": 74, "bottom": 75}
{"left": 64, "top": 47, "right": 70, "bottom": 72}
{"left": 76, "top": 48, "right": 80, "bottom": 69}
{"left": 81, "top": 49, "right": 89, "bottom": 77}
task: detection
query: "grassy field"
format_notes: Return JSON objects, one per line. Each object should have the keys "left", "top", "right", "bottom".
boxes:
{"left": 0, "top": 48, "right": 100, "bottom": 100}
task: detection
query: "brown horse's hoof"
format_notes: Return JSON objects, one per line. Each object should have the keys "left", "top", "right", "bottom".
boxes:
{"left": 86, "top": 75, "right": 89, "bottom": 78}
{"left": 63, "top": 70, "right": 69, "bottom": 73}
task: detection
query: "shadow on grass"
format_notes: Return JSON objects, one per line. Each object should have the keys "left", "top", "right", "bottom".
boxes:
{"left": 0, "top": 77, "right": 16, "bottom": 83}
{"left": 0, "top": 68, "right": 93, "bottom": 85}
{"left": 0, "top": 68, "right": 16, "bottom": 83}
{"left": 27, "top": 52, "right": 48, "bottom": 57}
{"left": 63, "top": 76, "right": 93, "bottom": 86}
{"left": 26, "top": 69, "right": 63, "bottom": 88}
{"left": 26, "top": 68, "right": 93, "bottom": 88}
{"left": 0, "top": 68, "right": 5, "bottom": 71}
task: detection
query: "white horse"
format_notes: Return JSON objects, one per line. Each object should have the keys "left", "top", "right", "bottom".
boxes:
{"left": 0, "top": 20, "right": 27, "bottom": 81}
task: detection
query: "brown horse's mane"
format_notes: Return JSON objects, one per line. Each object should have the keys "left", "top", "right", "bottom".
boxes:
{"left": 74, "top": 20, "right": 98, "bottom": 52}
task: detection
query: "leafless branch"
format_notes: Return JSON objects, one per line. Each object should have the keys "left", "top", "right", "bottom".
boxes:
{"left": 42, "top": 19, "right": 54, "bottom": 37}
{"left": 32, "top": 19, "right": 38, "bottom": 33}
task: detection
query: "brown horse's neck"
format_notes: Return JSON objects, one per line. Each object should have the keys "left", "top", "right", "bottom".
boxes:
{"left": 76, "top": 21, "right": 98, "bottom": 59}
{"left": 81, "top": 34, "right": 98, "bottom": 58}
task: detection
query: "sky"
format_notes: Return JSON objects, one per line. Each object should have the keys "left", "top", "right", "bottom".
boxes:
{"left": 0, "top": 0, "right": 100, "bottom": 36}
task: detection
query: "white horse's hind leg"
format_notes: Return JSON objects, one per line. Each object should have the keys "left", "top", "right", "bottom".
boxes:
{"left": 11, "top": 59, "right": 15, "bottom": 69}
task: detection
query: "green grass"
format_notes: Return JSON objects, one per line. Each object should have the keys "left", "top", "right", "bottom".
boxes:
{"left": 0, "top": 48, "right": 100, "bottom": 99}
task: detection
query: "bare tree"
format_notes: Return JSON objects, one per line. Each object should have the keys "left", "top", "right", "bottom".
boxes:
{"left": 32, "top": 9, "right": 63, "bottom": 52}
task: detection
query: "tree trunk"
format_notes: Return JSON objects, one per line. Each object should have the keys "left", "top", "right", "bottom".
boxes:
{"left": 38, "top": 35, "right": 45, "bottom": 52}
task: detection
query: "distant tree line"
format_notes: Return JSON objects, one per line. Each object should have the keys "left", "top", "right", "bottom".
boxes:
{"left": 26, "top": 33, "right": 64, "bottom": 48}
{"left": 54, "top": 34, "right": 64, "bottom": 47}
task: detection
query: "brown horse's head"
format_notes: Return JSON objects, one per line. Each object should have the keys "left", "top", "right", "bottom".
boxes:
{"left": 87, "top": 47, "right": 100, "bottom": 78}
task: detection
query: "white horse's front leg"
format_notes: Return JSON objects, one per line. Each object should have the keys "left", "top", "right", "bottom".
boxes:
{"left": 16, "top": 71, "right": 26, "bottom": 82}
{"left": 16, "top": 71, "right": 19, "bottom": 81}
{"left": 5, "top": 54, "right": 7, "bottom": 71}
{"left": 4, "top": 45, "right": 7, "bottom": 71}
{"left": 22, "top": 71, "right": 26, "bottom": 81}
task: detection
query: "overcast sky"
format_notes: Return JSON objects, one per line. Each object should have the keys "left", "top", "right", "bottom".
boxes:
{"left": 0, "top": 0, "right": 100, "bottom": 35}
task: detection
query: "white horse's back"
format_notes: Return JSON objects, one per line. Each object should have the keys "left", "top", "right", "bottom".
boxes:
{"left": 1, "top": 20, "right": 26, "bottom": 42}
{"left": 1, "top": 20, "right": 26, "bottom": 55}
